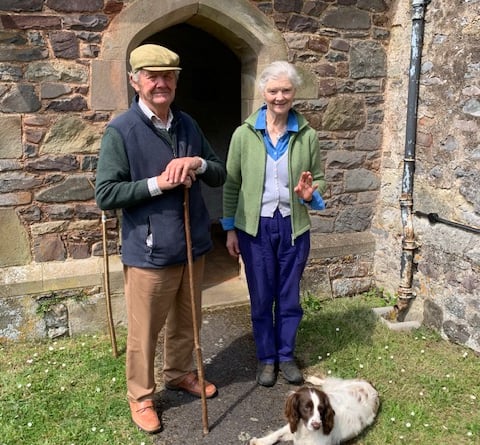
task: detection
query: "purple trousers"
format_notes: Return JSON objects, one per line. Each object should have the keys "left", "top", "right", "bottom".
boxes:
{"left": 237, "top": 210, "right": 310, "bottom": 364}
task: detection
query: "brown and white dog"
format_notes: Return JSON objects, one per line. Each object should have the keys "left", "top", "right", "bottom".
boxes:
{"left": 250, "top": 375, "right": 380, "bottom": 445}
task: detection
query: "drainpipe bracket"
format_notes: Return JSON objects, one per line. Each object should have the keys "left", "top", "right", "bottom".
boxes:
{"left": 397, "top": 287, "right": 416, "bottom": 300}
{"left": 399, "top": 195, "right": 413, "bottom": 205}
{"left": 412, "top": 0, "right": 430, "bottom": 20}
{"left": 401, "top": 239, "right": 421, "bottom": 250}
{"left": 412, "top": 0, "right": 431, "bottom": 7}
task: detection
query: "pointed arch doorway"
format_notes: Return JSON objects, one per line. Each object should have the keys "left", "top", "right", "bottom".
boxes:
{"left": 92, "top": 0, "right": 314, "bottom": 306}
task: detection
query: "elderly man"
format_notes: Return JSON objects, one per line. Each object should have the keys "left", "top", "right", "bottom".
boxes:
{"left": 95, "top": 44, "right": 226, "bottom": 433}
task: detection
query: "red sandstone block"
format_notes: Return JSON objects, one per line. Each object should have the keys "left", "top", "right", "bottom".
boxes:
{"left": 0, "top": 14, "right": 61, "bottom": 29}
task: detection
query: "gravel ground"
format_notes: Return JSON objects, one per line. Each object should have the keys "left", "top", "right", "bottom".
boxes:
{"left": 152, "top": 304, "right": 295, "bottom": 445}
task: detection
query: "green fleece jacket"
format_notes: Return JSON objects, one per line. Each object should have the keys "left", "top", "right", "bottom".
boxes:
{"left": 223, "top": 108, "right": 326, "bottom": 242}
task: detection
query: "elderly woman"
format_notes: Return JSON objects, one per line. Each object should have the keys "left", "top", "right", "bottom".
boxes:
{"left": 222, "top": 61, "right": 327, "bottom": 387}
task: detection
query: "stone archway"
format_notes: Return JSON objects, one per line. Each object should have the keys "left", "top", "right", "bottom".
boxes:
{"left": 91, "top": 0, "right": 294, "bottom": 116}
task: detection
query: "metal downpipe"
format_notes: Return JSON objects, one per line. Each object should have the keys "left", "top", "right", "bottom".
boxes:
{"left": 397, "top": 0, "right": 430, "bottom": 320}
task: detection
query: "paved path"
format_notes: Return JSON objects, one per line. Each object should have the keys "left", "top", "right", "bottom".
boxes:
{"left": 153, "top": 304, "right": 294, "bottom": 445}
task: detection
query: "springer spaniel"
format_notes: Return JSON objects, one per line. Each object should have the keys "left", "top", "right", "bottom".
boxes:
{"left": 250, "top": 375, "right": 380, "bottom": 445}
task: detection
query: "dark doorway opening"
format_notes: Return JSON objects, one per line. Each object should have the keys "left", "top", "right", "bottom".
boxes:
{"left": 144, "top": 23, "right": 241, "bottom": 221}
{"left": 141, "top": 23, "right": 243, "bottom": 290}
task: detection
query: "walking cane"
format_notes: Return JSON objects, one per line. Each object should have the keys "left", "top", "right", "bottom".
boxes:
{"left": 101, "top": 210, "right": 118, "bottom": 358}
{"left": 88, "top": 178, "right": 118, "bottom": 358}
{"left": 183, "top": 187, "right": 209, "bottom": 435}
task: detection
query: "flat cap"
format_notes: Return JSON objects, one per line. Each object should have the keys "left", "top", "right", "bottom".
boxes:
{"left": 129, "top": 44, "right": 182, "bottom": 72}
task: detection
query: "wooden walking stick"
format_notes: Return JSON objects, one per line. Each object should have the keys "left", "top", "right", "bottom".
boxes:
{"left": 88, "top": 177, "right": 118, "bottom": 358}
{"left": 183, "top": 187, "right": 209, "bottom": 435}
{"left": 101, "top": 210, "right": 118, "bottom": 358}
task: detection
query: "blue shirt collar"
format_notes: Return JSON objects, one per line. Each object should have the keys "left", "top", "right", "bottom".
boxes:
{"left": 254, "top": 104, "right": 299, "bottom": 132}
{"left": 255, "top": 105, "right": 299, "bottom": 161}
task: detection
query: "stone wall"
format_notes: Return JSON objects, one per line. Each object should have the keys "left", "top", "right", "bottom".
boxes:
{"left": 0, "top": 0, "right": 122, "bottom": 268}
{"left": 373, "top": 0, "right": 480, "bottom": 351}
{"left": 0, "top": 0, "right": 125, "bottom": 340}
{"left": 0, "top": 0, "right": 477, "bottom": 351}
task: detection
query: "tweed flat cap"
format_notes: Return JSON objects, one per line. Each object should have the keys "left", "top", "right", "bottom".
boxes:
{"left": 129, "top": 44, "right": 182, "bottom": 71}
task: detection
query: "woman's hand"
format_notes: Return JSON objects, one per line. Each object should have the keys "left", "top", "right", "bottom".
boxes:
{"left": 294, "top": 171, "right": 318, "bottom": 201}
{"left": 226, "top": 230, "right": 240, "bottom": 258}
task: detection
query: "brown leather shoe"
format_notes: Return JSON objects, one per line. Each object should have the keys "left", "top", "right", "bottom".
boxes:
{"left": 165, "top": 371, "right": 217, "bottom": 398}
{"left": 129, "top": 399, "right": 161, "bottom": 433}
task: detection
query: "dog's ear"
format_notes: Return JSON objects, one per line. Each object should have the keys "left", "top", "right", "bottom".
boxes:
{"left": 320, "top": 393, "right": 335, "bottom": 435}
{"left": 285, "top": 391, "right": 301, "bottom": 433}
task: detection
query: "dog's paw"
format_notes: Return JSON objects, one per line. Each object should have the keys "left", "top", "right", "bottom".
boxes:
{"left": 305, "top": 375, "right": 325, "bottom": 386}
{"left": 249, "top": 438, "right": 268, "bottom": 445}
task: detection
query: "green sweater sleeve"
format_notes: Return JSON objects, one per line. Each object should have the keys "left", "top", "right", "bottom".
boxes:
{"left": 95, "top": 126, "right": 151, "bottom": 210}
{"left": 222, "top": 125, "right": 245, "bottom": 220}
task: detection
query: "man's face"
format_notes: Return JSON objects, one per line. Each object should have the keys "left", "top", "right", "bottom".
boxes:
{"left": 130, "top": 69, "right": 177, "bottom": 113}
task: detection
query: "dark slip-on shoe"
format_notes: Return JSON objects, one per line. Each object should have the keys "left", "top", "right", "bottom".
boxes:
{"left": 279, "top": 360, "right": 304, "bottom": 385}
{"left": 256, "top": 362, "right": 277, "bottom": 387}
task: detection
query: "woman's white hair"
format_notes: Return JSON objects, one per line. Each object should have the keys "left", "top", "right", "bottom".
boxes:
{"left": 257, "top": 61, "right": 302, "bottom": 93}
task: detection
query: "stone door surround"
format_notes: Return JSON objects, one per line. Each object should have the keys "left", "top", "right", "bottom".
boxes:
{"left": 91, "top": 0, "right": 318, "bottom": 116}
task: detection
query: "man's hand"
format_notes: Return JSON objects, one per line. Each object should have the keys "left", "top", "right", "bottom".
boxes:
{"left": 156, "top": 157, "right": 202, "bottom": 190}
{"left": 156, "top": 171, "right": 192, "bottom": 190}
{"left": 164, "top": 157, "right": 202, "bottom": 184}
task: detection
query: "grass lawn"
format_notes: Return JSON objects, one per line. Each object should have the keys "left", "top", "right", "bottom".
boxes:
{"left": 297, "top": 293, "right": 480, "bottom": 444}
{"left": 0, "top": 292, "right": 478, "bottom": 444}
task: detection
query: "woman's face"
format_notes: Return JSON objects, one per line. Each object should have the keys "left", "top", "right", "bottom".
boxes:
{"left": 262, "top": 75, "right": 296, "bottom": 116}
